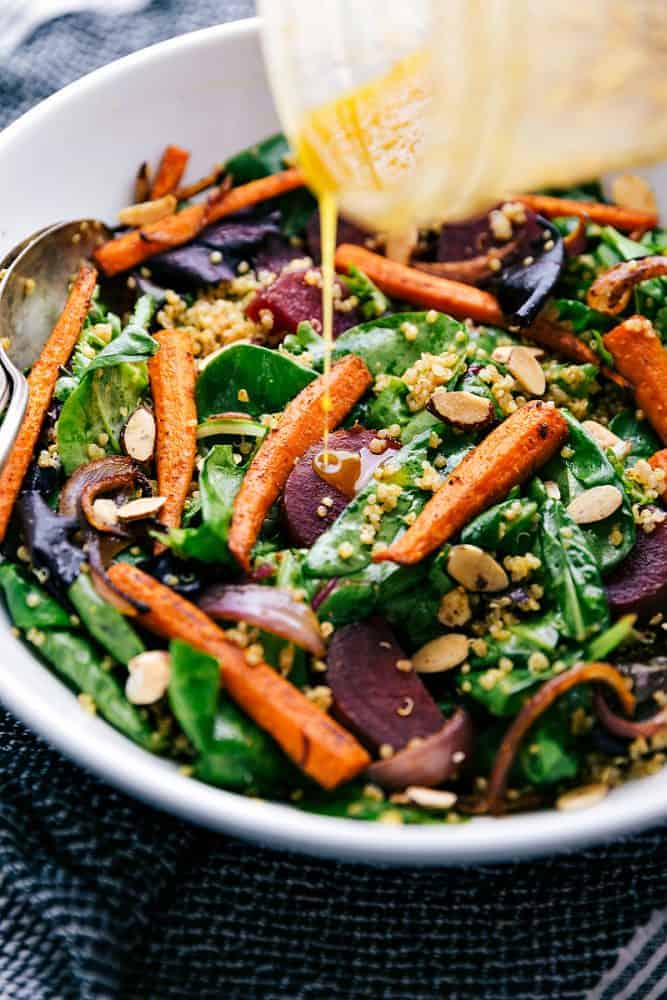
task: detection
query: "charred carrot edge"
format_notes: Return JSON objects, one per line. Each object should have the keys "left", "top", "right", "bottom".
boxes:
{"left": 526, "top": 314, "right": 629, "bottom": 390}
{"left": 108, "top": 563, "right": 370, "bottom": 787}
{"left": 588, "top": 256, "right": 667, "bottom": 316}
{"left": 604, "top": 316, "right": 667, "bottom": 445}
{"left": 0, "top": 264, "right": 98, "bottom": 542}
{"left": 374, "top": 401, "right": 568, "bottom": 566}
{"left": 134, "top": 161, "right": 151, "bottom": 204}
{"left": 94, "top": 168, "right": 305, "bottom": 277}
{"left": 229, "top": 355, "right": 373, "bottom": 573}
{"left": 335, "top": 244, "right": 504, "bottom": 325}
{"left": 176, "top": 164, "right": 226, "bottom": 201}
{"left": 649, "top": 449, "right": 667, "bottom": 492}
{"left": 514, "top": 194, "right": 658, "bottom": 233}
{"left": 484, "top": 662, "right": 634, "bottom": 814}
{"left": 150, "top": 144, "right": 190, "bottom": 200}
{"left": 148, "top": 330, "right": 197, "bottom": 548}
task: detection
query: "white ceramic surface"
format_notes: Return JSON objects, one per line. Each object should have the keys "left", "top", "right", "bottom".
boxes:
{"left": 0, "top": 18, "right": 665, "bottom": 864}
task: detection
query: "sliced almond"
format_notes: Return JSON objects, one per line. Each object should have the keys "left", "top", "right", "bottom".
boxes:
{"left": 544, "top": 480, "right": 561, "bottom": 500}
{"left": 116, "top": 496, "right": 166, "bottom": 522}
{"left": 118, "top": 193, "right": 178, "bottom": 228}
{"left": 428, "top": 389, "right": 494, "bottom": 430}
{"left": 405, "top": 786, "right": 458, "bottom": 810}
{"left": 556, "top": 782, "right": 608, "bottom": 812}
{"left": 506, "top": 346, "right": 546, "bottom": 396}
{"left": 566, "top": 485, "right": 623, "bottom": 525}
{"left": 413, "top": 633, "right": 469, "bottom": 673}
{"left": 611, "top": 174, "right": 657, "bottom": 215}
{"left": 581, "top": 420, "right": 631, "bottom": 460}
{"left": 121, "top": 406, "right": 156, "bottom": 463}
{"left": 91, "top": 498, "right": 120, "bottom": 531}
{"left": 491, "top": 344, "right": 543, "bottom": 365}
{"left": 447, "top": 544, "right": 509, "bottom": 592}
{"left": 125, "top": 650, "right": 171, "bottom": 705}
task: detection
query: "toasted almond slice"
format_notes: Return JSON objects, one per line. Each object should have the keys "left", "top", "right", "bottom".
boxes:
{"left": 556, "top": 782, "right": 608, "bottom": 812}
{"left": 412, "top": 633, "right": 469, "bottom": 673}
{"left": 91, "top": 498, "right": 119, "bottom": 529}
{"left": 428, "top": 389, "right": 494, "bottom": 430}
{"left": 118, "top": 194, "right": 178, "bottom": 228}
{"left": 447, "top": 544, "right": 509, "bottom": 592}
{"left": 116, "top": 496, "right": 166, "bottom": 522}
{"left": 405, "top": 786, "right": 458, "bottom": 810}
{"left": 121, "top": 406, "right": 156, "bottom": 463}
{"left": 491, "top": 344, "right": 543, "bottom": 365}
{"left": 581, "top": 419, "right": 631, "bottom": 459}
{"left": 125, "top": 650, "right": 171, "bottom": 705}
{"left": 611, "top": 174, "right": 657, "bottom": 216}
{"left": 507, "top": 346, "right": 546, "bottom": 396}
{"left": 544, "top": 480, "right": 561, "bottom": 500}
{"left": 566, "top": 485, "right": 623, "bottom": 525}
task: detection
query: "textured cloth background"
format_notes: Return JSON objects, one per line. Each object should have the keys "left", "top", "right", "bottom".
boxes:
{"left": 2, "top": 3, "right": 667, "bottom": 998}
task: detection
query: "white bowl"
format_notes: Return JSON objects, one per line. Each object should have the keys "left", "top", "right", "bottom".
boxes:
{"left": 0, "top": 17, "right": 664, "bottom": 864}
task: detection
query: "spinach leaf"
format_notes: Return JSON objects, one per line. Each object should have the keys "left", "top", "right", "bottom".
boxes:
{"left": 279, "top": 187, "right": 318, "bottom": 238}
{"left": 195, "top": 343, "right": 316, "bottom": 420}
{"left": 551, "top": 299, "right": 613, "bottom": 365}
{"left": 0, "top": 563, "right": 71, "bottom": 630}
{"left": 30, "top": 629, "right": 155, "bottom": 750}
{"left": 463, "top": 667, "right": 549, "bottom": 717}
{"left": 544, "top": 361, "right": 600, "bottom": 401}
{"left": 68, "top": 573, "right": 145, "bottom": 665}
{"left": 57, "top": 361, "right": 149, "bottom": 474}
{"left": 466, "top": 612, "right": 562, "bottom": 673}
{"left": 460, "top": 490, "right": 539, "bottom": 555}
{"left": 517, "top": 712, "right": 581, "bottom": 785}
{"left": 163, "top": 445, "right": 243, "bottom": 564}
{"left": 366, "top": 376, "right": 411, "bottom": 430}
{"left": 609, "top": 409, "right": 661, "bottom": 463}
{"left": 340, "top": 266, "right": 390, "bottom": 320}
{"left": 300, "top": 781, "right": 449, "bottom": 822}
{"left": 538, "top": 497, "right": 609, "bottom": 643}
{"left": 168, "top": 638, "right": 294, "bottom": 792}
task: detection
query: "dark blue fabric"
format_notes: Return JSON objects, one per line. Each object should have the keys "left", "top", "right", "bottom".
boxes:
{"left": 1, "top": 5, "right": 667, "bottom": 998}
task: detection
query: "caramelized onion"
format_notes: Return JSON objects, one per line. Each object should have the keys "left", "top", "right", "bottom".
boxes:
{"left": 587, "top": 256, "right": 667, "bottom": 316}
{"left": 482, "top": 662, "right": 634, "bottom": 815}
{"left": 86, "top": 533, "right": 147, "bottom": 616}
{"left": 59, "top": 456, "right": 149, "bottom": 532}
{"left": 365, "top": 709, "right": 474, "bottom": 791}
{"left": 594, "top": 692, "right": 667, "bottom": 741}
{"left": 199, "top": 583, "right": 326, "bottom": 656}
{"left": 562, "top": 216, "right": 588, "bottom": 258}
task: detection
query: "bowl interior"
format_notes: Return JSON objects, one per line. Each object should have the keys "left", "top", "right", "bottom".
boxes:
{"left": 0, "top": 19, "right": 666, "bottom": 863}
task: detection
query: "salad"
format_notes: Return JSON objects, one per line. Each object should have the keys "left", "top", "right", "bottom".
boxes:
{"left": 1, "top": 135, "right": 667, "bottom": 824}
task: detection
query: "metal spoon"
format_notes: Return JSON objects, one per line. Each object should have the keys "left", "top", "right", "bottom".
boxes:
{"left": 0, "top": 219, "right": 112, "bottom": 469}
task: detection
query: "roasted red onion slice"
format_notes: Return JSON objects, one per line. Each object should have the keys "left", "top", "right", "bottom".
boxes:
{"left": 199, "top": 583, "right": 326, "bottom": 656}
{"left": 86, "top": 533, "right": 148, "bottom": 616}
{"left": 365, "top": 709, "right": 474, "bottom": 791}
{"left": 594, "top": 692, "right": 667, "bottom": 741}
{"left": 59, "top": 456, "right": 149, "bottom": 533}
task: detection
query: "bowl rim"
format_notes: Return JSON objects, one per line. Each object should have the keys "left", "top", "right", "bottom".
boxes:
{"left": 0, "top": 16, "right": 665, "bottom": 865}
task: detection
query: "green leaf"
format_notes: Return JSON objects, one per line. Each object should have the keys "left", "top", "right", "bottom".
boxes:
{"left": 340, "top": 266, "right": 390, "bottom": 320}
{"left": 587, "top": 614, "right": 637, "bottom": 661}
{"left": 168, "top": 639, "right": 220, "bottom": 752}
{"left": 463, "top": 667, "right": 547, "bottom": 717}
{"left": 609, "top": 409, "right": 661, "bottom": 462}
{"left": 57, "top": 361, "right": 149, "bottom": 474}
{"left": 517, "top": 713, "right": 580, "bottom": 785}
{"left": 163, "top": 445, "right": 244, "bottom": 564}
{"left": 196, "top": 699, "right": 295, "bottom": 792}
{"left": 224, "top": 133, "right": 290, "bottom": 184}
{"left": 195, "top": 342, "right": 316, "bottom": 420}
{"left": 68, "top": 574, "right": 144, "bottom": 665}
{"left": 31, "top": 630, "right": 154, "bottom": 749}
{"left": 461, "top": 493, "right": 539, "bottom": 555}
{"left": 0, "top": 564, "right": 70, "bottom": 630}
{"left": 539, "top": 498, "right": 609, "bottom": 643}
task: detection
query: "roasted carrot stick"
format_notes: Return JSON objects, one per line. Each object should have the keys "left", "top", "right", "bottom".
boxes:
{"left": 108, "top": 563, "right": 370, "bottom": 788}
{"left": 0, "top": 264, "right": 97, "bottom": 542}
{"left": 229, "top": 355, "right": 373, "bottom": 572}
{"left": 150, "top": 144, "right": 190, "bottom": 199}
{"left": 604, "top": 316, "right": 667, "bottom": 445}
{"left": 588, "top": 256, "right": 667, "bottom": 316}
{"left": 514, "top": 194, "right": 658, "bottom": 233}
{"left": 649, "top": 449, "right": 667, "bottom": 493}
{"left": 483, "top": 662, "right": 634, "bottom": 814}
{"left": 374, "top": 401, "right": 568, "bottom": 566}
{"left": 526, "top": 313, "right": 629, "bottom": 389}
{"left": 148, "top": 329, "right": 197, "bottom": 544}
{"left": 94, "top": 169, "right": 305, "bottom": 277}
{"left": 335, "top": 244, "right": 504, "bottom": 325}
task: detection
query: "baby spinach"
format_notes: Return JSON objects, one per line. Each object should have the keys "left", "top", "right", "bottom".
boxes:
{"left": 460, "top": 489, "right": 539, "bottom": 555}
{"left": 0, "top": 563, "right": 70, "bottom": 630}
{"left": 68, "top": 573, "right": 144, "bottom": 666}
{"left": 340, "top": 266, "right": 390, "bottom": 320}
{"left": 163, "top": 445, "right": 243, "bottom": 564}
{"left": 517, "top": 712, "right": 581, "bottom": 785}
{"left": 168, "top": 639, "right": 294, "bottom": 792}
{"left": 538, "top": 497, "right": 609, "bottom": 643}
{"left": 463, "top": 668, "right": 549, "bottom": 718}
{"left": 57, "top": 361, "right": 149, "bottom": 474}
{"left": 195, "top": 342, "right": 316, "bottom": 420}
{"left": 551, "top": 299, "right": 613, "bottom": 365}
{"left": 609, "top": 409, "right": 661, "bottom": 463}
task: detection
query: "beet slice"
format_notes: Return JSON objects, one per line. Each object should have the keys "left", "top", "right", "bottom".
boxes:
{"left": 306, "top": 212, "right": 369, "bottom": 264}
{"left": 326, "top": 617, "right": 445, "bottom": 753}
{"left": 606, "top": 516, "right": 667, "bottom": 620}
{"left": 282, "top": 428, "right": 397, "bottom": 546}
{"left": 245, "top": 269, "right": 361, "bottom": 339}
